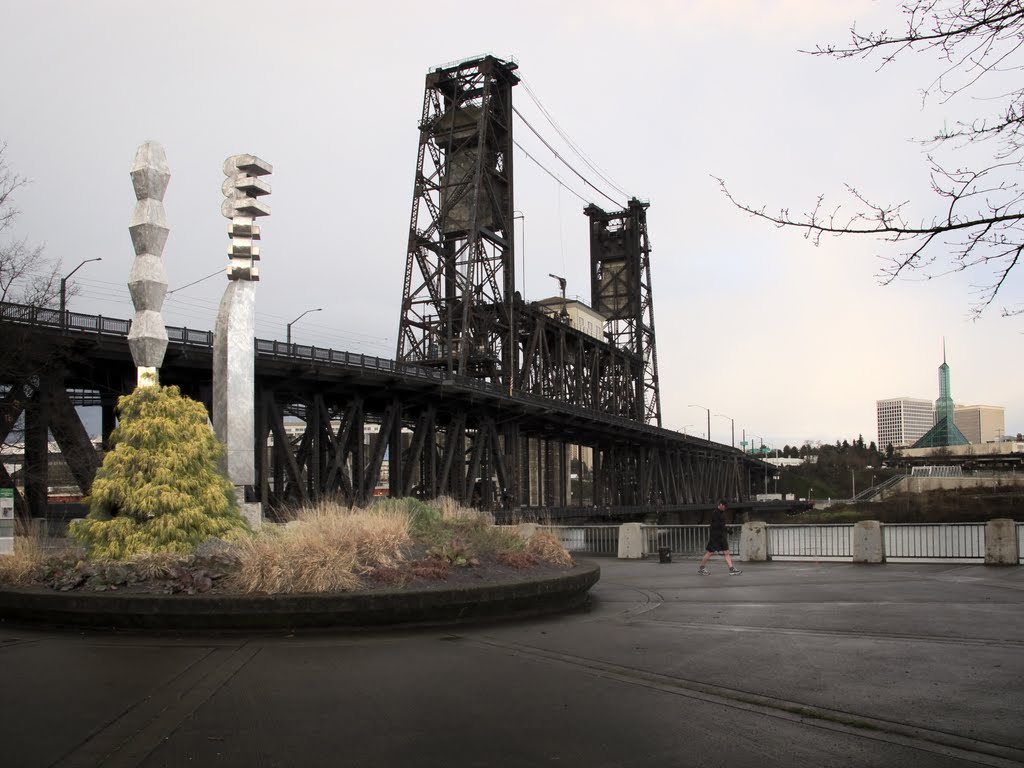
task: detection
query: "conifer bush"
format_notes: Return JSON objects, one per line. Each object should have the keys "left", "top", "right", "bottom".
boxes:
{"left": 69, "top": 385, "right": 249, "bottom": 559}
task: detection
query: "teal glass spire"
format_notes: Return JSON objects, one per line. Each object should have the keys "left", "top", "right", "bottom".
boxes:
{"left": 913, "top": 339, "right": 969, "bottom": 448}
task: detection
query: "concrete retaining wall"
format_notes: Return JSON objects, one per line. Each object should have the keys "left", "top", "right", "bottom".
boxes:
{"left": 881, "top": 475, "right": 1024, "bottom": 499}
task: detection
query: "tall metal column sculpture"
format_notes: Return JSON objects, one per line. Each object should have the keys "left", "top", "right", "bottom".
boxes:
{"left": 127, "top": 141, "right": 171, "bottom": 386}
{"left": 214, "top": 154, "right": 272, "bottom": 527}
{"left": 396, "top": 55, "right": 519, "bottom": 387}
{"left": 585, "top": 198, "right": 662, "bottom": 426}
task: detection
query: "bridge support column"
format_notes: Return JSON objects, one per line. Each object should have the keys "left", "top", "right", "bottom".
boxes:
{"left": 24, "top": 379, "right": 49, "bottom": 522}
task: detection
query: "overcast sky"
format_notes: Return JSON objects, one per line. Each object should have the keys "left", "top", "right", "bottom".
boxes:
{"left": 2, "top": 0, "right": 1020, "bottom": 450}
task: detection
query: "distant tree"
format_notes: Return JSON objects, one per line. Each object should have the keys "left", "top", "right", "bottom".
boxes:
{"left": 1017, "top": 432, "right": 1023, "bottom": 441}
{"left": 718, "top": 1, "right": 1024, "bottom": 318}
{"left": 0, "top": 142, "right": 60, "bottom": 306}
{"left": 886, "top": 443, "right": 896, "bottom": 461}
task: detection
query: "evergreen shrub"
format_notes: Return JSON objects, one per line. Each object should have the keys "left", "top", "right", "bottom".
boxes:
{"left": 69, "top": 385, "right": 249, "bottom": 559}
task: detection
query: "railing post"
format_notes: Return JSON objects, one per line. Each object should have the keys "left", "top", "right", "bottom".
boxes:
{"left": 617, "top": 522, "right": 644, "bottom": 559}
{"left": 739, "top": 521, "right": 769, "bottom": 562}
{"left": 852, "top": 520, "right": 885, "bottom": 564}
{"left": 985, "top": 519, "right": 1019, "bottom": 565}
{"left": 516, "top": 523, "right": 540, "bottom": 542}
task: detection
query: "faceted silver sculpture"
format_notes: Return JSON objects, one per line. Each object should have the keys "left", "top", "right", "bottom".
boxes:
{"left": 127, "top": 141, "right": 170, "bottom": 386}
{"left": 213, "top": 154, "right": 272, "bottom": 528}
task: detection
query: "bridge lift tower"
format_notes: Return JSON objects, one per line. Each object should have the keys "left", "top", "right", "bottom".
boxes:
{"left": 395, "top": 54, "right": 662, "bottom": 429}
{"left": 585, "top": 198, "right": 661, "bottom": 427}
{"left": 396, "top": 55, "right": 519, "bottom": 387}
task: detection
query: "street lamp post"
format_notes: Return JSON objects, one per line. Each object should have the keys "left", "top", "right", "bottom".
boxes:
{"left": 714, "top": 413, "right": 735, "bottom": 448}
{"left": 60, "top": 257, "right": 102, "bottom": 330}
{"left": 286, "top": 307, "right": 322, "bottom": 346}
{"left": 688, "top": 404, "right": 710, "bottom": 443}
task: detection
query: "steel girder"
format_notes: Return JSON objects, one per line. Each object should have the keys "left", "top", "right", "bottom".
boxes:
{"left": 514, "top": 301, "right": 644, "bottom": 420}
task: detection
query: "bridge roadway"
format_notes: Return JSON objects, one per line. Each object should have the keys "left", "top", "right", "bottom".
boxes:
{"left": 1, "top": 302, "right": 771, "bottom": 520}
{"left": 2, "top": 558, "right": 1022, "bottom": 767}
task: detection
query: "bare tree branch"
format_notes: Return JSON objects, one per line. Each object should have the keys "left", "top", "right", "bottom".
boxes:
{"left": 0, "top": 142, "right": 59, "bottom": 308}
{"left": 725, "top": 1, "right": 1024, "bottom": 319}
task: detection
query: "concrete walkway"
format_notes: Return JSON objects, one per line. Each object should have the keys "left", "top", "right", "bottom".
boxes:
{"left": 2, "top": 559, "right": 1023, "bottom": 767}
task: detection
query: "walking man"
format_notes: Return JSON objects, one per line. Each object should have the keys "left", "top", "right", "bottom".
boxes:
{"left": 698, "top": 500, "right": 742, "bottom": 575}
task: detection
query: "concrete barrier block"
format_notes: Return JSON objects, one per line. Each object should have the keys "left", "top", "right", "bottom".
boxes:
{"left": 617, "top": 523, "right": 644, "bottom": 559}
{"left": 852, "top": 520, "right": 885, "bottom": 563}
{"left": 517, "top": 523, "right": 540, "bottom": 541}
{"left": 985, "top": 519, "right": 1019, "bottom": 565}
{"left": 739, "top": 521, "right": 769, "bottom": 562}
{"left": 0, "top": 538, "right": 13, "bottom": 556}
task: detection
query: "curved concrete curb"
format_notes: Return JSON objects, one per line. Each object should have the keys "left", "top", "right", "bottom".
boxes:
{"left": 0, "top": 560, "right": 601, "bottom": 631}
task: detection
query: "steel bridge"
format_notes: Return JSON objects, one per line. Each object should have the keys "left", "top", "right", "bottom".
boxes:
{"left": 0, "top": 55, "right": 772, "bottom": 524}
{"left": 0, "top": 302, "right": 769, "bottom": 522}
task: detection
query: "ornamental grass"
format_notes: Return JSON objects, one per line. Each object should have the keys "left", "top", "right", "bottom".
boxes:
{"left": 0, "top": 496, "right": 573, "bottom": 594}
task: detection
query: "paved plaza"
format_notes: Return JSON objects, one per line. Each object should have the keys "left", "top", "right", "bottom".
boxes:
{"left": 2, "top": 558, "right": 1023, "bottom": 767}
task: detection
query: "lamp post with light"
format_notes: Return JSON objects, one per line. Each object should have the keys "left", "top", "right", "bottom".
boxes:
{"left": 60, "top": 257, "right": 102, "bottom": 330}
{"left": 287, "top": 307, "right": 322, "bottom": 346}
{"left": 689, "top": 404, "right": 710, "bottom": 443}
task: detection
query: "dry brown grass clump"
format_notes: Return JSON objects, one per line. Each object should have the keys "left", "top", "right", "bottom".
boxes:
{"left": 0, "top": 535, "right": 50, "bottom": 586}
{"left": 436, "top": 495, "right": 494, "bottom": 524}
{"left": 526, "top": 530, "right": 575, "bottom": 567}
{"left": 226, "top": 499, "right": 412, "bottom": 594}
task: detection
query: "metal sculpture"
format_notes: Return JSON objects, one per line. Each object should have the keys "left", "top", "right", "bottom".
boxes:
{"left": 213, "top": 154, "right": 272, "bottom": 527}
{"left": 126, "top": 141, "right": 171, "bottom": 386}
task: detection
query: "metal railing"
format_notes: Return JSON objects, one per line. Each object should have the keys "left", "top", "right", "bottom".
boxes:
{"left": 517, "top": 522, "right": 1015, "bottom": 562}
{"left": 540, "top": 525, "right": 621, "bottom": 556}
{"left": 768, "top": 524, "right": 854, "bottom": 559}
{"left": 641, "top": 525, "right": 742, "bottom": 557}
{"left": 883, "top": 523, "right": 986, "bottom": 561}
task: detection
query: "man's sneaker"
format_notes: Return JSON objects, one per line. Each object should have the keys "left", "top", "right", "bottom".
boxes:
{"left": 697, "top": 567, "right": 710, "bottom": 576}
{"left": 728, "top": 567, "right": 742, "bottom": 576}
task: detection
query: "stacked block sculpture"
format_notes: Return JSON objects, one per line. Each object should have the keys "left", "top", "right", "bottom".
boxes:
{"left": 126, "top": 142, "right": 171, "bottom": 386}
{"left": 213, "top": 154, "right": 272, "bottom": 527}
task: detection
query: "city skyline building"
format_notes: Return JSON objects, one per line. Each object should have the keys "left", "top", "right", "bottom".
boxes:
{"left": 953, "top": 405, "right": 1006, "bottom": 445}
{"left": 876, "top": 397, "right": 934, "bottom": 450}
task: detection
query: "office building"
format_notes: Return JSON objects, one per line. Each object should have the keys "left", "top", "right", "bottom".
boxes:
{"left": 954, "top": 405, "right": 1006, "bottom": 445}
{"left": 877, "top": 397, "right": 934, "bottom": 450}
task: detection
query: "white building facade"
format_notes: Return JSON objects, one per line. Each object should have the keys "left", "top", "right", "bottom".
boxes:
{"left": 876, "top": 397, "right": 934, "bottom": 450}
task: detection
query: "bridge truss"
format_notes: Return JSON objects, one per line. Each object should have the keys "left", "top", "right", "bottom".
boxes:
{"left": 0, "top": 305, "right": 762, "bottom": 523}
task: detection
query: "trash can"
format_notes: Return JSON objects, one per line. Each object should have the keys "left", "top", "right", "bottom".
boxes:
{"left": 658, "top": 547, "right": 672, "bottom": 563}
